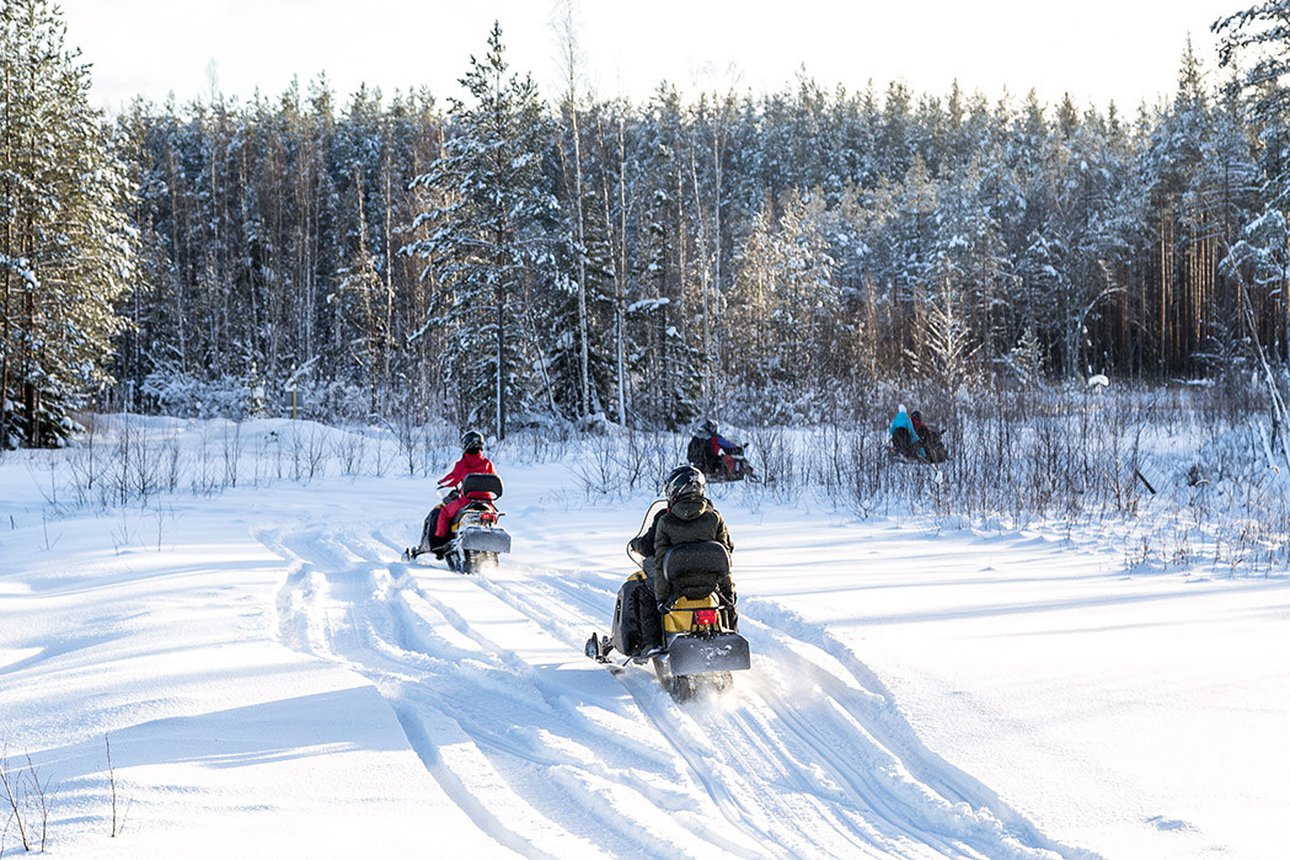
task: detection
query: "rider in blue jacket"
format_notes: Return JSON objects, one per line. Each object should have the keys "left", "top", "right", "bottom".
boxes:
{"left": 889, "top": 404, "right": 922, "bottom": 459}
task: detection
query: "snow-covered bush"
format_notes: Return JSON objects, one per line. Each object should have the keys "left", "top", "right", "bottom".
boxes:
{"left": 141, "top": 367, "right": 259, "bottom": 420}
{"left": 22, "top": 374, "right": 1290, "bottom": 576}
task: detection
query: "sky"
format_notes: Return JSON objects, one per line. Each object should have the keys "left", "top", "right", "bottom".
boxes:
{"left": 59, "top": 0, "right": 1237, "bottom": 114}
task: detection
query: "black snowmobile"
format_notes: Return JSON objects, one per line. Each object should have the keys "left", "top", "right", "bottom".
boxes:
{"left": 585, "top": 500, "right": 750, "bottom": 701}
{"left": 403, "top": 473, "right": 512, "bottom": 574}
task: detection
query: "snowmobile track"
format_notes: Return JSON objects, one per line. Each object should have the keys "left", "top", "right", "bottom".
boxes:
{"left": 265, "top": 522, "right": 1085, "bottom": 859}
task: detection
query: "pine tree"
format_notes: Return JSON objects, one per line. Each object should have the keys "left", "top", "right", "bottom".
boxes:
{"left": 552, "top": 0, "right": 595, "bottom": 418}
{"left": 1, "top": 0, "right": 140, "bottom": 447}
{"left": 403, "top": 22, "right": 557, "bottom": 438}
{"left": 916, "top": 275, "right": 980, "bottom": 394}
{"left": 1212, "top": 5, "right": 1290, "bottom": 361}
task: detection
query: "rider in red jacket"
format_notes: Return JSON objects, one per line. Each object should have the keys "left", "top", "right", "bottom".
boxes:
{"left": 910, "top": 410, "right": 930, "bottom": 442}
{"left": 700, "top": 419, "right": 738, "bottom": 478}
{"left": 434, "top": 430, "right": 496, "bottom": 540}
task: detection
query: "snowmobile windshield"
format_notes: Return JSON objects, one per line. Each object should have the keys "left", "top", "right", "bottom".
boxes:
{"left": 626, "top": 498, "right": 668, "bottom": 568}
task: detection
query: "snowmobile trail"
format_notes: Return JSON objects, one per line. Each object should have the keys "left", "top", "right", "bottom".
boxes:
{"left": 469, "top": 556, "right": 1086, "bottom": 859}
{"left": 265, "top": 524, "right": 766, "bottom": 857}
{"left": 264, "top": 521, "right": 1086, "bottom": 859}
{"left": 397, "top": 526, "right": 1087, "bottom": 857}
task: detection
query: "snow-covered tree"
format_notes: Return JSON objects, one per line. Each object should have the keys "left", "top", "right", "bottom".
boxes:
{"left": 910, "top": 274, "right": 980, "bottom": 394}
{"left": 41, "top": 30, "right": 1290, "bottom": 428}
{"left": 1215, "top": 1, "right": 1290, "bottom": 124}
{"left": 403, "top": 22, "right": 557, "bottom": 438}
{"left": 728, "top": 189, "right": 836, "bottom": 395}
{"left": 1213, "top": 4, "right": 1290, "bottom": 362}
{"left": 0, "top": 0, "right": 140, "bottom": 447}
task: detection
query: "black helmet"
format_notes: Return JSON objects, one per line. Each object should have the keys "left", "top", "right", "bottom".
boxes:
{"left": 911, "top": 410, "right": 922, "bottom": 420}
{"left": 461, "top": 430, "right": 485, "bottom": 453}
{"left": 663, "top": 465, "right": 706, "bottom": 502}
{"left": 700, "top": 419, "right": 718, "bottom": 435}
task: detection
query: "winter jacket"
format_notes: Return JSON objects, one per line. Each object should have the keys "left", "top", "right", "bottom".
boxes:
{"left": 889, "top": 411, "right": 919, "bottom": 442}
{"left": 652, "top": 497, "right": 734, "bottom": 603}
{"left": 438, "top": 451, "right": 495, "bottom": 489}
{"left": 709, "top": 433, "right": 737, "bottom": 455}
{"left": 654, "top": 496, "right": 732, "bottom": 557}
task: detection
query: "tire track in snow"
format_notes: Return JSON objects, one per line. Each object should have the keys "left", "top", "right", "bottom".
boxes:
{"left": 446, "top": 561, "right": 833, "bottom": 853}
{"left": 343, "top": 528, "right": 769, "bottom": 857}
{"left": 741, "top": 598, "right": 1098, "bottom": 859}
{"left": 264, "top": 525, "right": 580, "bottom": 858}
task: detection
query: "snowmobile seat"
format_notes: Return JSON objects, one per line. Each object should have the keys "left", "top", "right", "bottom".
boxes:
{"left": 660, "top": 541, "right": 731, "bottom": 600}
{"left": 460, "top": 472, "right": 503, "bottom": 501}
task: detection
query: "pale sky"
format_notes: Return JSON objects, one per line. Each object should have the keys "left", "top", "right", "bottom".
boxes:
{"left": 59, "top": 1, "right": 1236, "bottom": 114}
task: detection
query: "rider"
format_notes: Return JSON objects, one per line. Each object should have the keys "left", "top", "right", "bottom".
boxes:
{"left": 652, "top": 465, "right": 735, "bottom": 613}
{"left": 888, "top": 404, "right": 922, "bottom": 459}
{"left": 698, "top": 419, "right": 739, "bottom": 478}
{"left": 910, "top": 410, "right": 931, "bottom": 443}
{"left": 430, "top": 430, "right": 496, "bottom": 553}
{"left": 589, "top": 465, "right": 737, "bottom": 661}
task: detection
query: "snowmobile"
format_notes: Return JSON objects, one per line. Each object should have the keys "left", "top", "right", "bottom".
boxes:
{"left": 888, "top": 426, "right": 948, "bottom": 465}
{"left": 585, "top": 501, "right": 750, "bottom": 701}
{"left": 403, "top": 472, "right": 512, "bottom": 574}
{"left": 686, "top": 434, "right": 756, "bottom": 482}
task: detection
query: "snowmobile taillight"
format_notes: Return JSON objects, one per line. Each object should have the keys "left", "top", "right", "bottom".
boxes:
{"left": 692, "top": 608, "right": 718, "bottom": 627}
{"left": 480, "top": 511, "right": 498, "bottom": 524}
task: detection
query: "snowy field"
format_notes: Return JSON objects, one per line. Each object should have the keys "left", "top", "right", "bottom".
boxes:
{"left": 2, "top": 416, "right": 1288, "bottom": 859}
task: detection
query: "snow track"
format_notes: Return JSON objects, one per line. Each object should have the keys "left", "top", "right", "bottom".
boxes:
{"left": 264, "top": 522, "right": 1086, "bottom": 859}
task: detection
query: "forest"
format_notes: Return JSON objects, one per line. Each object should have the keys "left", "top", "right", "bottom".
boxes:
{"left": 5, "top": 0, "right": 1290, "bottom": 447}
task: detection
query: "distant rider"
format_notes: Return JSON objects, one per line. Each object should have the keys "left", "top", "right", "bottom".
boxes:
{"left": 698, "top": 419, "right": 739, "bottom": 478}
{"left": 889, "top": 404, "right": 922, "bottom": 459}
{"left": 910, "top": 410, "right": 931, "bottom": 444}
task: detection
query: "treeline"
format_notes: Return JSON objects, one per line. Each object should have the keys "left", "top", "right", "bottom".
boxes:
{"left": 6, "top": 0, "right": 1290, "bottom": 447}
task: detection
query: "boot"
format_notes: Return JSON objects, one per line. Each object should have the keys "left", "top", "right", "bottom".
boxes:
{"left": 721, "top": 587, "right": 738, "bottom": 631}
{"left": 429, "top": 532, "right": 449, "bottom": 559}
{"left": 585, "top": 632, "right": 610, "bottom": 663}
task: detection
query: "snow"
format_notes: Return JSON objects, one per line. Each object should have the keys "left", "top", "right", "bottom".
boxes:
{"left": 2, "top": 417, "right": 1288, "bottom": 858}
{"left": 627, "top": 296, "right": 671, "bottom": 314}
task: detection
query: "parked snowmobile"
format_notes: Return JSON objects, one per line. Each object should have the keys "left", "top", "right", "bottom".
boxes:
{"left": 403, "top": 473, "right": 511, "bottom": 574}
{"left": 585, "top": 500, "right": 750, "bottom": 701}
